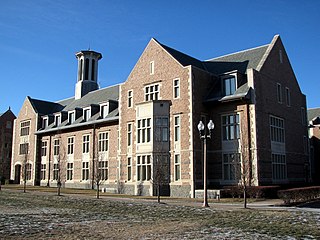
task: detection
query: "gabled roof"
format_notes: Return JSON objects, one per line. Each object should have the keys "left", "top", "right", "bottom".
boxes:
{"left": 205, "top": 45, "right": 269, "bottom": 74}
{"left": 155, "top": 38, "right": 270, "bottom": 75}
{"left": 28, "top": 97, "right": 64, "bottom": 115}
{"left": 59, "top": 84, "right": 119, "bottom": 112}
{"left": 308, "top": 108, "right": 320, "bottom": 122}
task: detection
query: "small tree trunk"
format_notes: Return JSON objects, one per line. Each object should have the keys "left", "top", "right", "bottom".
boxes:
{"left": 97, "top": 184, "right": 100, "bottom": 199}
{"left": 157, "top": 185, "right": 161, "bottom": 203}
{"left": 23, "top": 180, "right": 26, "bottom": 193}
{"left": 243, "top": 186, "right": 247, "bottom": 209}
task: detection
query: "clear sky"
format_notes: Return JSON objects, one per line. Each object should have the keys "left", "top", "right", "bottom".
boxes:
{"left": 1, "top": 0, "right": 319, "bottom": 115}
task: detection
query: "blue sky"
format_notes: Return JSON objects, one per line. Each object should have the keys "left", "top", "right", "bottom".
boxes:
{"left": 1, "top": 0, "right": 319, "bottom": 115}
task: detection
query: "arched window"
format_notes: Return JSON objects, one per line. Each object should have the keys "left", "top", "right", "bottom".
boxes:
{"left": 85, "top": 59, "right": 89, "bottom": 80}
{"left": 91, "top": 59, "right": 95, "bottom": 80}
{"left": 79, "top": 59, "right": 83, "bottom": 81}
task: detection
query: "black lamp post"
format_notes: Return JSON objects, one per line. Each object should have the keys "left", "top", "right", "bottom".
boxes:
{"left": 198, "top": 120, "right": 214, "bottom": 207}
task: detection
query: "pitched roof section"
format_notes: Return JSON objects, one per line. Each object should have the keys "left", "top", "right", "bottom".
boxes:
{"left": 155, "top": 38, "right": 270, "bottom": 75}
{"left": 205, "top": 45, "right": 269, "bottom": 74}
{"left": 308, "top": 108, "right": 320, "bottom": 122}
{"left": 60, "top": 84, "right": 119, "bottom": 111}
{"left": 28, "top": 97, "right": 64, "bottom": 115}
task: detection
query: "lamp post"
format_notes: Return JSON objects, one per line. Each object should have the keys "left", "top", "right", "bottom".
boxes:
{"left": 198, "top": 120, "right": 214, "bottom": 207}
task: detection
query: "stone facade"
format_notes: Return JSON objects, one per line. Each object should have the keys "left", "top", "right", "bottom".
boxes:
{"left": 10, "top": 35, "right": 310, "bottom": 197}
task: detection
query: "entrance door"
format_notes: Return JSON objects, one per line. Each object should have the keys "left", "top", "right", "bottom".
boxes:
{"left": 14, "top": 164, "right": 21, "bottom": 184}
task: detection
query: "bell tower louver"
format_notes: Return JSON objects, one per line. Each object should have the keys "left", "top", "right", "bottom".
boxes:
{"left": 75, "top": 50, "right": 102, "bottom": 100}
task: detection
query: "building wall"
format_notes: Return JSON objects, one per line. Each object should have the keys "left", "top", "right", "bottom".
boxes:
{"left": 254, "top": 37, "right": 308, "bottom": 185}
{"left": 0, "top": 110, "right": 15, "bottom": 181}
{"left": 10, "top": 98, "right": 38, "bottom": 185}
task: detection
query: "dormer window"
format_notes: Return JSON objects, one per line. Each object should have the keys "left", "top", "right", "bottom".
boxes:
{"left": 223, "top": 76, "right": 236, "bottom": 96}
{"left": 100, "top": 104, "right": 108, "bottom": 118}
{"left": 83, "top": 108, "right": 91, "bottom": 121}
{"left": 42, "top": 117, "right": 48, "bottom": 129}
{"left": 68, "top": 112, "right": 75, "bottom": 124}
{"left": 55, "top": 115, "right": 61, "bottom": 126}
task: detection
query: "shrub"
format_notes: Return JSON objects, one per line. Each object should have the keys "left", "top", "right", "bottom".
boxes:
{"left": 278, "top": 186, "right": 320, "bottom": 205}
{"left": 222, "top": 186, "right": 280, "bottom": 199}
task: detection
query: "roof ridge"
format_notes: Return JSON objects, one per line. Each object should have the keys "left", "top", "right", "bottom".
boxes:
{"left": 206, "top": 44, "right": 269, "bottom": 62}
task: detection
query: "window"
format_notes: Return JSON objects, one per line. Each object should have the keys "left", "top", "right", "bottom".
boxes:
{"left": 173, "top": 79, "right": 180, "bottom": 98}
{"left": 137, "top": 155, "right": 152, "bottom": 181}
{"left": 67, "top": 137, "right": 74, "bottom": 155}
{"left": 145, "top": 84, "right": 159, "bottom": 101}
{"left": 98, "top": 132, "right": 108, "bottom": 152}
{"left": 223, "top": 153, "right": 241, "bottom": 181}
{"left": 100, "top": 104, "right": 108, "bottom": 118}
{"left": 53, "top": 163, "right": 59, "bottom": 180}
{"left": 67, "top": 162, "right": 73, "bottom": 180}
{"left": 174, "top": 154, "right": 181, "bottom": 181}
{"left": 174, "top": 115, "right": 180, "bottom": 142}
{"left": 279, "top": 50, "right": 283, "bottom": 64}
{"left": 19, "top": 143, "right": 29, "bottom": 155}
{"left": 150, "top": 61, "right": 154, "bottom": 75}
{"left": 83, "top": 109, "right": 91, "bottom": 121}
{"left": 40, "top": 164, "right": 46, "bottom": 180}
{"left": 42, "top": 118, "right": 48, "bottom": 129}
{"left": 127, "top": 157, "right": 132, "bottom": 181}
{"left": 25, "top": 163, "right": 32, "bottom": 180}
{"left": 68, "top": 112, "right": 75, "bottom": 124}
{"left": 223, "top": 76, "right": 236, "bottom": 96}
{"left": 98, "top": 160, "right": 108, "bottom": 180}
{"left": 277, "top": 83, "right": 282, "bottom": 103}
{"left": 128, "top": 90, "right": 133, "bottom": 108}
{"left": 91, "top": 59, "right": 95, "bottom": 80}
{"left": 20, "top": 121, "right": 30, "bottom": 136}
{"left": 82, "top": 161, "right": 89, "bottom": 180}
{"left": 54, "top": 139, "right": 60, "bottom": 156}
{"left": 301, "top": 107, "right": 306, "bottom": 126}
{"left": 222, "top": 114, "right": 240, "bottom": 141}
{"left": 285, "top": 87, "right": 291, "bottom": 106}
{"left": 270, "top": 116, "right": 285, "bottom": 143}
{"left": 272, "top": 154, "right": 286, "bottom": 180}
{"left": 127, "top": 123, "right": 132, "bottom": 146}
{"left": 155, "top": 117, "right": 168, "bottom": 142}
{"left": 55, "top": 115, "right": 61, "bottom": 126}
{"left": 6, "top": 121, "right": 12, "bottom": 129}
{"left": 41, "top": 141, "right": 47, "bottom": 157}
{"left": 85, "top": 58, "right": 89, "bottom": 80}
{"left": 82, "top": 135, "right": 90, "bottom": 153}
{"left": 137, "top": 118, "right": 151, "bottom": 143}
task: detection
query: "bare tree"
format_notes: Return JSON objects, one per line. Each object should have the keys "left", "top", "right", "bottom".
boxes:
{"left": 21, "top": 142, "right": 29, "bottom": 193}
{"left": 152, "top": 154, "right": 169, "bottom": 203}
{"left": 53, "top": 136, "right": 66, "bottom": 196}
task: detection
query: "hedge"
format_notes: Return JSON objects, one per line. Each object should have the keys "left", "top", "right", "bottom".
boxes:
{"left": 222, "top": 186, "right": 280, "bottom": 199}
{"left": 277, "top": 186, "right": 320, "bottom": 205}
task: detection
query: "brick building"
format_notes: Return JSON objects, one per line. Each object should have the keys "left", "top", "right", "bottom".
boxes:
{"left": 11, "top": 35, "right": 309, "bottom": 197}
{"left": 308, "top": 108, "right": 320, "bottom": 184}
{"left": 0, "top": 108, "right": 16, "bottom": 182}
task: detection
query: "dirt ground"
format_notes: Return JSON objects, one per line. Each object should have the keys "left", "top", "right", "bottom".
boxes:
{"left": 0, "top": 188, "right": 319, "bottom": 239}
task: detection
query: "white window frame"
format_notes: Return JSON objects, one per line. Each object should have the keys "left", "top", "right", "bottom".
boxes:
{"left": 100, "top": 103, "right": 108, "bottom": 118}
{"left": 222, "top": 75, "right": 236, "bottom": 96}
{"left": 174, "top": 154, "right": 181, "bottom": 181}
{"left": 53, "top": 139, "right": 60, "bottom": 156}
{"left": 127, "top": 157, "right": 132, "bottom": 181}
{"left": 40, "top": 164, "right": 46, "bottom": 180}
{"left": 98, "top": 132, "right": 109, "bottom": 152}
{"left": 42, "top": 117, "right": 48, "bottom": 129}
{"left": 53, "top": 163, "right": 59, "bottom": 181}
{"left": 272, "top": 153, "right": 287, "bottom": 181}
{"left": 68, "top": 111, "right": 75, "bottom": 124}
{"left": 145, "top": 83, "right": 160, "bottom": 101}
{"left": 20, "top": 120, "right": 31, "bottom": 136}
{"left": 54, "top": 114, "right": 61, "bottom": 126}
{"left": 174, "top": 115, "right": 180, "bottom": 142}
{"left": 41, "top": 141, "right": 47, "bottom": 157}
{"left": 127, "top": 123, "right": 132, "bottom": 146}
{"left": 98, "top": 160, "right": 108, "bottom": 181}
{"left": 270, "top": 115, "right": 285, "bottom": 143}
{"left": 222, "top": 113, "right": 240, "bottom": 141}
{"left": 82, "top": 135, "right": 90, "bottom": 154}
{"left": 137, "top": 118, "right": 151, "bottom": 144}
{"left": 82, "top": 161, "right": 89, "bottom": 181}
{"left": 173, "top": 78, "right": 180, "bottom": 99}
{"left": 128, "top": 90, "right": 133, "bottom": 108}
{"left": 83, "top": 108, "right": 91, "bottom": 121}
{"left": 137, "top": 155, "right": 152, "bottom": 181}
{"left": 66, "top": 162, "right": 73, "bottom": 181}
{"left": 67, "top": 137, "right": 74, "bottom": 155}
{"left": 223, "top": 153, "right": 241, "bottom": 181}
